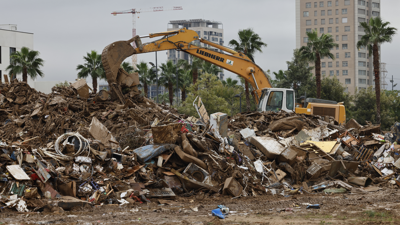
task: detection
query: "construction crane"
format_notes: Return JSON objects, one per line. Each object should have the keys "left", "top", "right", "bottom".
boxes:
{"left": 111, "top": 6, "right": 183, "bottom": 69}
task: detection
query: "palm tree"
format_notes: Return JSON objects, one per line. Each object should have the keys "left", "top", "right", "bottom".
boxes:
{"left": 76, "top": 50, "right": 105, "bottom": 94}
{"left": 191, "top": 57, "right": 203, "bottom": 84}
{"left": 179, "top": 69, "right": 193, "bottom": 102}
{"left": 6, "top": 47, "right": 44, "bottom": 82}
{"left": 155, "top": 92, "right": 170, "bottom": 105}
{"left": 299, "top": 30, "right": 338, "bottom": 99}
{"left": 121, "top": 61, "right": 134, "bottom": 73}
{"left": 159, "top": 60, "right": 182, "bottom": 105}
{"left": 357, "top": 17, "right": 397, "bottom": 125}
{"left": 229, "top": 28, "right": 267, "bottom": 111}
{"left": 135, "top": 62, "right": 154, "bottom": 98}
{"left": 200, "top": 61, "right": 221, "bottom": 77}
{"left": 222, "top": 78, "right": 239, "bottom": 88}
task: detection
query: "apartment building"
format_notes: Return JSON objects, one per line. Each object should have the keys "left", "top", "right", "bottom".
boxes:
{"left": 296, "top": 0, "right": 381, "bottom": 94}
{"left": 167, "top": 19, "right": 225, "bottom": 80}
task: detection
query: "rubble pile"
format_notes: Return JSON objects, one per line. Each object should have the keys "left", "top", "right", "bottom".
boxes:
{"left": 0, "top": 79, "right": 398, "bottom": 212}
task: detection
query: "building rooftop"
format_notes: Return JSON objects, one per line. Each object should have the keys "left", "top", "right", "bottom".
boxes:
{"left": 169, "top": 19, "right": 222, "bottom": 25}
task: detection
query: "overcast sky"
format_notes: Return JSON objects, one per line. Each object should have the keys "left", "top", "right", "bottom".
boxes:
{"left": 2, "top": 0, "right": 400, "bottom": 90}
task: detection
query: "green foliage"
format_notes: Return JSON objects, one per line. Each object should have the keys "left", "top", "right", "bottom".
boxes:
{"left": 348, "top": 87, "right": 399, "bottom": 130}
{"left": 55, "top": 81, "right": 70, "bottom": 88}
{"left": 76, "top": 50, "right": 105, "bottom": 93}
{"left": 320, "top": 76, "right": 352, "bottom": 109}
{"left": 154, "top": 92, "right": 170, "bottom": 105}
{"left": 121, "top": 61, "right": 134, "bottom": 73}
{"left": 199, "top": 61, "right": 221, "bottom": 77}
{"left": 222, "top": 77, "right": 239, "bottom": 88}
{"left": 159, "top": 60, "right": 183, "bottom": 105}
{"left": 273, "top": 49, "right": 315, "bottom": 98}
{"left": 6, "top": 46, "right": 44, "bottom": 81}
{"left": 178, "top": 73, "right": 231, "bottom": 117}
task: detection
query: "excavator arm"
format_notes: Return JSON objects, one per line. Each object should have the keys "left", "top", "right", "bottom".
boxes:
{"left": 101, "top": 28, "right": 272, "bottom": 103}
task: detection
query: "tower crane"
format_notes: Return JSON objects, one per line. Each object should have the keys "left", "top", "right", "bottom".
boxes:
{"left": 111, "top": 6, "right": 183, "bottom": 69}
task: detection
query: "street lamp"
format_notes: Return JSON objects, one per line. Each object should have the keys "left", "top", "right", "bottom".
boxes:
{"left": 234, "top": 93, "right": 243, "bottom": 113}
{"left": 149, "top": 61, "right": 159, "bottom": 103}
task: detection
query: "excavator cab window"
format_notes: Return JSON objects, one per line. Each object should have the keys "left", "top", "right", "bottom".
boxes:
{"left": 286, "top": 90, "right": 294, "bottom": 111}
{"left": 257, "top": 90, "right": 268, "bottom": 111}
{"left": 265, "top": 91, "right": 283, "bottom": 112}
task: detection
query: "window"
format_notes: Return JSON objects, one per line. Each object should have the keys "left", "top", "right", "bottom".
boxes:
{"left": 203, "top": 31, "right": 207, "bottom": 35}
{"left": 358, "top": 9, "right": 365, "bottom": 14}
{"left": 321, "top": 19, "right": 325, "bottom": 25}
{"left": 345, "top": 78, "right": 351, "bottom": 84}
{"left": 372, "top": 2, "right": 380, "bottom": 8}
{"left": 306, "top": 2, "right": 312, "bottom": 8}
{"left": 336, "top": 61, "right": 340, "bottom": 67}
{"left": 320, "top": 27, "right": 324, "bottom": 33}
{"left": 372, "top": 11, "right": 380, "bottom": 17}
{"left": 345, "top": 52, "right": 351, "bottom": 58}
{"left": 322, "top": 71, "right": 326, "bottom": 76}
{"left": 330, "top": 70, "right": 334, "bottom": 76}
{"left": 303, "top": 37, "right": 309, "bottom": 43}
{"left": 306, "top": 28, "right": 312, "bottom": 33}
{"left": 336, "top": 35, "right": 339, "bottom": 41}
{"left": 314, "top": 10, "right": 318, "bottom": 16}
{"left": 306, "top": 20, "right": 312, "bottom": 25}
{"left": 359, "top": 79, "right": 366, "bottom": 84}
{"left": 359, "top": 61, "right": 366, "bottom": 67}
{"left": 358, "top": 35, "right": 363, "bottom": 41}
{"left": 328, "top": 1, "right": 332, "bottom": 7}
{"left": 10, "top": 47, "right": 16, "bottom": 64}
{"left": 321, "top": 10, "right": 325, "bottom": 16}
{"left": 320, "top": 1, "right": 324, "bottom": 7}
{"left": 359, "top": 17, "right": 366, "bottom": 22}
{"left": 336, "top": 70, "right": 340, "bottom": 75}
{"left": 266, "top": 91, "right": 283, "bottom": 111}
{"left": 336, "top": 9, "right": 339, "bottom": 15}
{"left": 328, "top": 62, "right": 333, "bottom": 67}
{"left": 336, "top": 53, "right": 339, "bottom": 58}
{"left": 344, "top": 26, "right": 350, "bottom": 32}
{"left": 0, "top": 46, "right": 1, "bottom": 64}
{"left": 336, "top": 46, "right": 339, "bottom": 50}
{"left": 344, "top": 0, "right": 350, "bottom": 6}
{"left": 359, "top": 70, "right": 366, "bottom": 75}
{"left": 336, "top": 18, "right": 339, "bottom": 24}
{"left": 342, "top": 35, "right": 348, "bottom": 41}
{"left": 342, "top": 17, "right": 348, "bottom": 23}
{"left": 358, "top": 26, "right": 365, "bottom": 32}
{"left": 314, "top": 19, "right": 318, "bottom": 25}
{"left": 315, "top": 2, "right": 318, "bottom": 7}
{"left": 336, "top": 0, "right": 339, "bottom": 6}
{"left": 358, "top": 52, "right": 366, "bottom": 58}
{"left": 336, "top": 26, "right": 339, "bottom": 32}
{"left": 328, "top": 27, "right": 332, "bottom": 33}
{"left": 358, "top": 0, "right": 365, "bottom": 6}
{"left": 342, "top": 61, "right": 348, "bottom": 67}
{"left": 304, "top": 11, "right": 309, "bottom": 17}
{"left": 286, "top": 90, "right": 294, "bottom": 110}
{"left": 328, "top": 10, "right": 332, "bottom": 15}
{"left": 329, "top": 18, "right": 333, "bottom": 24}
{"left": 342, "top": 9, "right": 348, "bottom": 14}
{"left": 322, "top": 62, "right": 326, "bottom": 68}
{"left": 343, "top": 70, "right": 348, "bottom": 75}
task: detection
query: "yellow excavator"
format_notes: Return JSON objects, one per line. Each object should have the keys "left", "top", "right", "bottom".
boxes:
{"left": 101, "top": 28, "right": 346, "bottom": 124}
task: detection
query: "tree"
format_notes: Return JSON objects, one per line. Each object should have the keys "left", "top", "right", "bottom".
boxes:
{"left": 229, "top": 28, "right": 267, "bottom": 111}
{"left": 199, "top": 61, "right": 221, "bottom": 77}
{"left": 178, "top": 73, "right": 231, "bottom": 116}
{"left": 320, "top": 76, "right": 352, "bottom": 110}
{"left": 357, "top": 17, "right": 397, "bottom": 125}
{"left": 76, "top": 50, "right": 105, "bottom": 94}
{"left": 179, "top": 69, "right": 192, "bottom": 102}
{"left": 135, "top": 62, "right": 154, "bottom": 98}
{"left": 273, "top": 49, "right": 315, "bottom": 98}
{"left": 55, "top": 81, "right": 70, "bottom": 88}
{"left": 121, "top": 61, "right": 134, "bottom": 73}
{"left": 222, "top": 78, "right": 239, "bottom": 88}
{"left": 299, "top": 30, "right": 338, "bottom": 99}
{"left": 159, "top": 60, "right": 182, "bottom": 105}
{"left": 155, "top": 92, "right": 170, "bottom": 105}
{"left": 6, "top": 46, "right": 44, "bottom": 82}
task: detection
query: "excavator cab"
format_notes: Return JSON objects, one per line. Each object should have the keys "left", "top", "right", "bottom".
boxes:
{"left": 257, "top": 88, "right": 295, "bottom": 113}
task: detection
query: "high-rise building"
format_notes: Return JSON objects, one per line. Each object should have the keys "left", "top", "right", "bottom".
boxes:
{"left": 167, "top": 19, "right": 225, "bottom": 80}
{"left": 296, "top": 0, "right": 382, "bottom": 94}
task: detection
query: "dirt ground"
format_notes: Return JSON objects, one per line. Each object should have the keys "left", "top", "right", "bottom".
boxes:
{"left": 2, "top": 189, "right": 400, "bottom": 225}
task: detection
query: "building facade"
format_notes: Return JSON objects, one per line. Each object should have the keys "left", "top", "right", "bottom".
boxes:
{"left": 296, "top": 0, "right": 381, "bottom": 94}
{"left": 0, "top": 25, "right": 35, "bottom": 87}
{"left": 167, "top": 19, "right": 225, "bottom": 80}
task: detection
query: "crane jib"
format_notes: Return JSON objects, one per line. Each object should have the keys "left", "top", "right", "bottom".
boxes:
{"left": 196, "top": 49, "right": 225, "bottom": 63}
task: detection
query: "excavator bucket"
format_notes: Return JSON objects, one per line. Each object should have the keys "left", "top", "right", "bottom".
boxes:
{"left": 101, "top": 36, "right": 143, "bottom": 103}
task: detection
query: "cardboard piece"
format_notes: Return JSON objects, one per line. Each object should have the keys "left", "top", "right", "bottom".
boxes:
{"left": 89, "top": 117, "right": 119, "bottom": 149}
{"left": 223, "top": 177, "right": 243, "bottom": 197}
{"left": 71, "top": 79, "right": 90, "bottom": 99}
{"left": 250, "top": 136, "right": 286, "bottom": 159}
{"left": 6, "top": 165, "right": 30, "bottom": 180}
